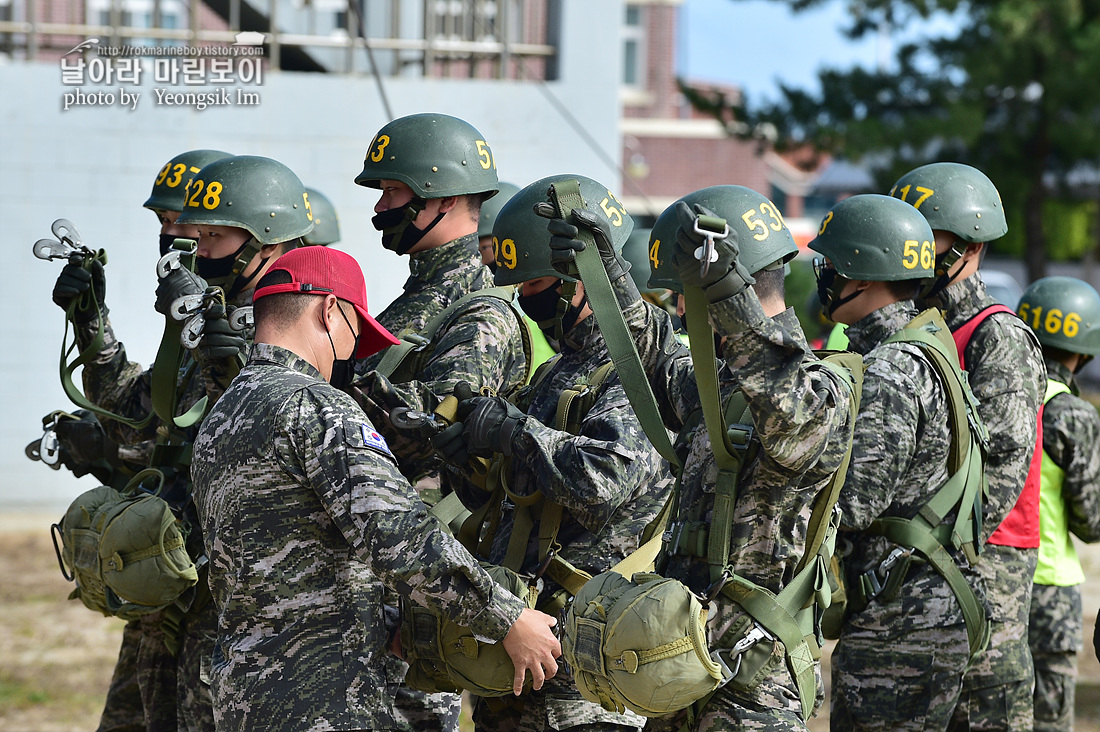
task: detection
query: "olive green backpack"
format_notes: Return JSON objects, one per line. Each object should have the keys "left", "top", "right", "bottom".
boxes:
{"left": 52, "top": 470, "right": 198, "bottom": 620}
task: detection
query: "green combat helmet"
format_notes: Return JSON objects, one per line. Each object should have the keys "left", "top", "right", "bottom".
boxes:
{"left": 355, "top": 114, "right": 500, "bottom": 254}
{"left": 890, "top": 162, "right": 1007, "bottom": 293}
{"left": 647, "top": 185, "right": 799, "bottom": 293}
{"left": 493, "top": 174, "right": 632, "bottom": 339}
{"left": 809, "top": 193, "right": 935, "bottom": 317}
{"left": 176, "top": 155, "right": 314, "bottom": 295}
{"left": 143, "top": 149, "right": 232, "bottom": 214}
{"left": 478, "top": 182, "right": 522, "bottom": 240}
{"left": 1017, "top": 276, "right": 1100, "bottom": 357}
{"left": 303, "top": 187, "right": 341, "bottom": 246}
{"left": 621, "top": 227, "right": 658, "bottom": 295}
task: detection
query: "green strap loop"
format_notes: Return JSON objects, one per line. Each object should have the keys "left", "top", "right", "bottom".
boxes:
{"left": 547, "top": 179, "right": 680, "bottom": 470}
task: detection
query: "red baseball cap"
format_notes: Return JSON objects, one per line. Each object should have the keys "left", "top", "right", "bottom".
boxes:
{"left": 253, "top": 246, "right": 400, "bottom": 358}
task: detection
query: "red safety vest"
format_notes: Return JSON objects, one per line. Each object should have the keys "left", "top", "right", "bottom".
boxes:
{"left": 953, "top": 304, "right": 1042, "bottom": 548}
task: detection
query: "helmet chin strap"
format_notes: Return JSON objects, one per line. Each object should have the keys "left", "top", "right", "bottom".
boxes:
{"left": 921, "top": 239, "right": 970, "bottom": 298}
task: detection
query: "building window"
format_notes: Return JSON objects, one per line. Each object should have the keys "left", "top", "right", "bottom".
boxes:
{"left": 622, "top": 3, "right": 645, "bottom": 88}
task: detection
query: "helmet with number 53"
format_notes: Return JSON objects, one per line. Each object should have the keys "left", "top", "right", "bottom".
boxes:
{"left": 647, "top": 185, "right": 799, "bottom": 294}
{"left": 1017, "top": 276, "right": 1100, "bottom": 357}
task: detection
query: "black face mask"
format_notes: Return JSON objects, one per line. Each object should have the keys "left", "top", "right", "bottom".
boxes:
{"left": 518, "top": 281, "right": 587, "bottom": 340}
{"left": 158, "top": 233, "right": 177, "bottom": 257}
{"left": 371, "top": 200, "right": 446, "bottom": 256}
{"left": 327, "top": 304, "right": 360, "bottom": 391}
{"left": 197, "top": 239, "right": 269, "bottom": 299}
{"left": 814, "top": 262, "right": 861, "bottom": 320}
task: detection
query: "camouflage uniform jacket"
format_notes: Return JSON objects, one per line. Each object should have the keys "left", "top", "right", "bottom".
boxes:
{"left": 355, "top": 232, "right": 493, "bottom": 377}
{"left": 451, "top": 311, "right": 671, "bottom": 587}
{"left": 926, "top": 274, "right": 1045, "bottom": 540}
{"left": 838, "top": 300, "right": 979, "bottom": 630}
{"left": 623, "top": 291, "right": 855, "bottom": 715}
{"left": 1043, "top": 359, "right": 1100, "bottom": 544}
{"left": 191, "top": 343, "right": 525, "bottom": 732}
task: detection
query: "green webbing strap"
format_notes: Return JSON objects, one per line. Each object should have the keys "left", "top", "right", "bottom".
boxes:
{"left": 374, "top": 286, "right": 524, "bottom": 381}
{"left": 866, "top": 517, "right": 989, "bottom": 659}
{"left": 547, "top": 179, "right": 680, "bottom": 470}
{"left": 427, "top": 492, "right": 473, "bottom": 537}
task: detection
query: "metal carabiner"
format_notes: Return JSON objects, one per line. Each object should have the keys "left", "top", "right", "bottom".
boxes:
{"left": 692, "top": 216, "right": 730, "bottom": 279}
{"left": 169, "top": 293, "right": 207, "bottom": 321}
{"left": 33, "top": 218, "right": 87, "bottom": 261}
{"left": 180, "top": 313, "right": 206, "bottom": 349}
{"left": 228, "top": 306, "right": 254, "bottom": 333}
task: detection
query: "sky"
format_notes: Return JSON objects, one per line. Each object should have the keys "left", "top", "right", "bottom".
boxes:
{"left": 679, "top": 0, "right": 924, "bottom": 104}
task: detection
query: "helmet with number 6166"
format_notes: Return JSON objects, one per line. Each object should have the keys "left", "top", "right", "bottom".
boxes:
{"left": 1017, "top": 276, "right": 1100, "bottom": 356}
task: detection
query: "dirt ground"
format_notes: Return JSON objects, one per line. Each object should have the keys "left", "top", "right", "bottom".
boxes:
{"left": 4, "top": 512, "right": 1100, "bottom": 732}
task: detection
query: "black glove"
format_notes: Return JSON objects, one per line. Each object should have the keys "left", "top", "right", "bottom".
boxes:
{"left": 461, "top": 394, "right": 528, "bottom": 458}
{"left": 195, "top": 303, "right": 247, "bottom": 364}
{"left": 52, "top": 260, "right": 106, "bottom": 323}
{"left": 54, "top": 410, "right": 116, "bottom": 466}
{"left": 672, "top": 202, "right": 754, "bottom": 302}
{"left": 536, "top": 202, "right": 640, "bottom": 309}
{"left": 155, "top": 267, "right": 208, "bottom": 316}
{"left": 430, "top": 381, "right": 478, "bottom": 466}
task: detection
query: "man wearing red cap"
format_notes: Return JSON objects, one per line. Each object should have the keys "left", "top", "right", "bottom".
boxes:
{"left": 191, "top": 246, "right": 562, "bottom": 732}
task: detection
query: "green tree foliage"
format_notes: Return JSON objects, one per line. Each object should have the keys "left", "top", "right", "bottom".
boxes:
{"left": 684, "top": 0, "right": 1100, "bottom": 280}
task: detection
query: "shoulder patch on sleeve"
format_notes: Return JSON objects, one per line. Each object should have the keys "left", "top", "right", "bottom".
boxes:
{"left": 359, "top": 423, "right": 393, "bottom": 457}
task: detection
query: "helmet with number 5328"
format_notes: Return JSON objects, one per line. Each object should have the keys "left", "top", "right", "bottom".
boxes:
{"left": 889, "top": 162, "right": 1008, "bottom": 243}
{"left": 809, "top": 194, "right": 936, "bottom": 281}
{"left": 175, "top": 155, "right": 315, "bottom": 246}
{"left": 491, "top": 174, "right": 634, "bottom": 287}
{"left": 144, "top": 149, "right": 232, "bottom": 214}
{"left": 354, "top": 113, "right": 500, "bottom": 199}
{"left": 648, "top": 185, "right": 799, "bottom": 294}
{"left": 1017, "top": 276, "right": 1100, "bottom": 356}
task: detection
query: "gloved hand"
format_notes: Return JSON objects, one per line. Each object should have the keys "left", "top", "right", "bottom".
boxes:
{"left": 535, "top": 202, "right": 641, "bottom": 309}
{"left": 52, "top": 260, "right": 106, "bottom": 323}
{"left": 155, "top": 267, "right": 208, "bottom": 317}
{"left": 195, "top": 303, "right": 247, "bottom": 364}
{"left": 431, "top": 381, "right": 477, "bottom": 466}
{"left": 430, "top": 381, "right": 527, "bottom": 462}
{"left": 672, "top": 202, "right": 754, "bottom": 302}
{"left": 54, "top": 410, "right": 114, "bottom": 466}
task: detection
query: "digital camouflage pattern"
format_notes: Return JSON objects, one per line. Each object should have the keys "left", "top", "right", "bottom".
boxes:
{"left": 350, "top": 232, "right": 524, "bottom": 730}
{"left": 95, "top": 619, "right": 144, "bottom": 732}
{"left": 926, "top": 275, "right": 1045, "bottom": 732}
{"left": 355, "top": 233, "right": 494, "bottom": 376}
{"left": 446, "top": 311, "right": 669, "bottom": 731}
{"left": 830, "top": 300, "right": 982, "bottom": 730}
{"left": 191, "top": 343, "right": 526, "bottom": 732}
{"left": 621, "top": 289, "right": 855, "bottom": 729}
{"left": 1029, "top": 359, "right": 1100, "bottom": 732}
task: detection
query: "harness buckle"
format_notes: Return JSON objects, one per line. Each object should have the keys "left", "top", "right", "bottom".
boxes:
{"left": 861, "top": 546, "right": 911, "bottom": 599}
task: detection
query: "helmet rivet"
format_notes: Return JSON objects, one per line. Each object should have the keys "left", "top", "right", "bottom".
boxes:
{"left": 933, "top": 205, "right": 939, "bottom": 210}
{"left": 432, "top": 166, "right": 439, "bottom": 172}
{"left": 853, "top": 249, "right": 860, "bottom": 255}
{"left": 462, "top": 160, "right": 468, "bottom": 166}
{"left": 293, "top": 203, "right": 298, "bottom": 209}
{"left": 976, "top": 212, "right": 982, "bottom": 218}
{"left": 265, "top": 227, "right": 271, "bottom": 232}
{"left": 425, "top": 182, "right": 432, "bottom": 188}
{"left": 227, "top": 202, "right": 232, "bottom": 206}
{"left": 270, "top": 212, "right": 276, "bottom": 217}
{"left": 974, "top": 225, "right": 980, "bottom": 230}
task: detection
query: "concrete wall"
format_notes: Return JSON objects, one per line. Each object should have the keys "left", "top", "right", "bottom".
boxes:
{"left": 0, "top": 0, "right": 623, "bottom": 509}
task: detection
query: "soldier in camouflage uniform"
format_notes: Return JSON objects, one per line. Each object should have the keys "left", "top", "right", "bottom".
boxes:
{"left": 348, "top": 113, "right": 531, "bottom": 731}
{"left": 892, "top": 163, "right": 1046, "bottom": 732}
{"left": 810, "top": 195, "right": 987, "bottom": 730}
{"left": 190, "top": 245, "right": 562, "bottom": 732}
{"left": 429, "top": 175, "right": 671, "bottom": 732}
{"left": 50, "top": 148, "right": 232, "bottom": 732}
{"left": 546, "top": 185, "right": 856, "bottom": 730}
{"left": 1017, "top": 277, "right": 1100, "bottom": 732}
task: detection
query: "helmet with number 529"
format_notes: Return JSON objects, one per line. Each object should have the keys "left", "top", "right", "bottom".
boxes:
{"left": 491, "top": 174, "right": 634, "bottom": 287}
{"left": 1017, "top": 276, "right": 1100, "bottom": 356}
{"left": 648, "top": 185, "right": 798, "bottom": 294}
{"left": 808, "top": 194, "right": 935, "bottom": 281}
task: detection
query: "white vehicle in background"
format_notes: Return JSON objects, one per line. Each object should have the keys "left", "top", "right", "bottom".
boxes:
{"left": 983, "top": 269, "right": 1024, "bottom": 308}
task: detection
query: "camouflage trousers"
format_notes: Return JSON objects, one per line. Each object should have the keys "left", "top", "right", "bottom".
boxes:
{"left": 1028, "top": 583, "right": 1082, "bottom": 732}
{"left": 97, "top": 619, "right": 145, "bottom": 732}
{"left": 948, "top": 545, "right": 1036, "bottom": 732}
{"left": 177, "top": 599, "right": 217, "bottom": 732}
{"left": 643, "top": 685, "right": 813, "bottom": 732}
{"left": 472, "top": 672, "right": 645, "bottom": 732}
{"left": 831, "top": 623, "right": 970, "bottom": 730}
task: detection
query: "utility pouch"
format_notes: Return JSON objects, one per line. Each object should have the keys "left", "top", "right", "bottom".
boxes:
{"left": 718, "top": 613, "right": 783, "bottom": 693}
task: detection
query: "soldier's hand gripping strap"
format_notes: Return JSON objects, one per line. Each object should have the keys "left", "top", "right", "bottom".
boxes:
{"left": 547, "top": 179, "right": 681, "bottom": 471}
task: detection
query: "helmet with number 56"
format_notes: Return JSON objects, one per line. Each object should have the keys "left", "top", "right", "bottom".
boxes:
{"left": 1017, "top": 276, "right": 1100, "bottom": 357}
{"left": 491, "top": 174, "right": 634, "bottom": 287}
{"left": 647, "top": 185, "right": 799, "bottom": 294}
{"left": 809, "top": 194, "right": 936, "bottom": 282}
